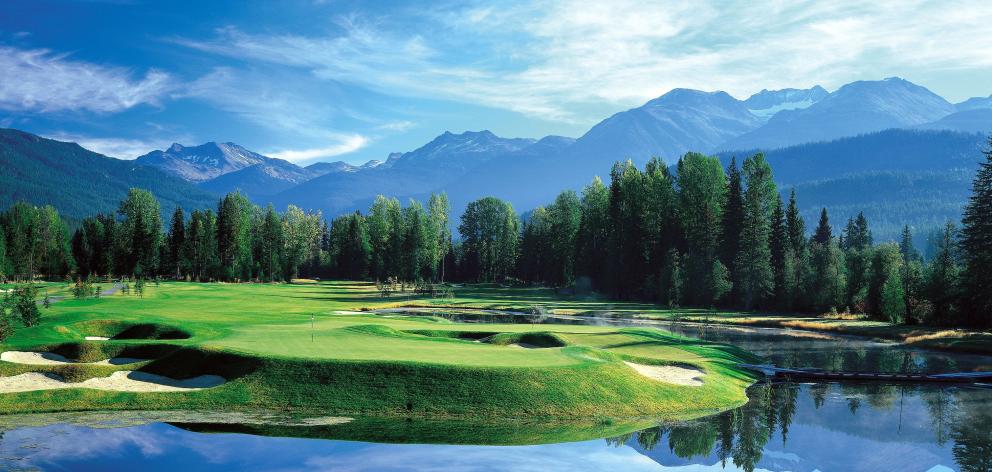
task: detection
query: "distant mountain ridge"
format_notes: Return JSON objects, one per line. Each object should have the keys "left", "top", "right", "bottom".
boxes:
{"left": 3, "top": 76, "right": 989, "bottom": 239}
{"left": 721, "top": 77, "right": 957, "bottom": 150}
{"left": 0, "top": 128, "right": 217, "bottom": 220}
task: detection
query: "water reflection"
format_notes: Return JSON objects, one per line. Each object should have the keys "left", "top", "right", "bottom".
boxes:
{"left": 614, "top": 381, "right": 992, "bottom": 472}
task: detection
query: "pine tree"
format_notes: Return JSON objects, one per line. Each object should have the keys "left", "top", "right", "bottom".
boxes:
{"left": 719, "top": 157, "right": 744, "bottom": 284}
{"left": 606, "top": 160, "right": 647, "bottom": 299}
{"left": 769, "top": 195, "right": 794, "bottom": 310}
{"left": 575, "top": 177, "right": 609, "bottom": 289}
{"left": 842, "top": 212, "right": 872, "bottom": 312}
{"left": 676, "top": 153, "right": 726, "bottom": 305}
{"left": 959, "top": 138, "right": 992, "bottom": 328}
{"left": 807, "top": 208, "right": 845, "bottom": 311}
{"left": 868, "top": 244, "right": 906, "bottom": 322}
{"left": 734, "top": 154, "right": 776, "bottom": 308}
{"left": 118, "top": 189, "right": 162, "bottom": 277}
{"left": 167, "top": 207, "right": 185, "bottom": 278}
{"left": 547, "top": 190, "right": 581, "bottom": 287}
{"left": 927, "top": 222, "right": 960, "bottom": 324}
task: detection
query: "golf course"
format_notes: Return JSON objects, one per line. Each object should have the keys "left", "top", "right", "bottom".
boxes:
{"left": 0, "top": 281, "right": 758, "bottom": 423}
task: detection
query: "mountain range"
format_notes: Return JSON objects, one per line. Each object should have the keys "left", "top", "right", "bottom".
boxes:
{"left": 1, "top": 77, "right": 989, "bottom": 240}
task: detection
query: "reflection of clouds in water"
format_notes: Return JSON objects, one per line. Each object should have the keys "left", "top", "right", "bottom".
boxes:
{"left": 0, "top": 424, "right": 671, "bottom": 472}
{"left": 2, "top": 424, "right": 168, "bottom": 463}
{"left": 299, "top": 441, "right": 664, "bottom": 472}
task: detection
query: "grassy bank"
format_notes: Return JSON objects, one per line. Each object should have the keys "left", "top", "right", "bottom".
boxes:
{"left": 0, "top": 281, "right": 758, "bottom": 421}
{"left": 375, "top": 284, "right": 992, "bottom": 355}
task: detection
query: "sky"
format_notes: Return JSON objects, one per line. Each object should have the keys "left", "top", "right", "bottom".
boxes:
{"left": 1, "top": 0, "right": 991, "bottom": 165}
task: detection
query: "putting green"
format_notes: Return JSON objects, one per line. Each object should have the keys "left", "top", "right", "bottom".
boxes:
{"left": 0, "top": 281, "right": 758, "bottom": 422}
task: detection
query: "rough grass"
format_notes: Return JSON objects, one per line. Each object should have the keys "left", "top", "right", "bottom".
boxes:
{"left": 0, "top": 281, "right": 758, "bottom": 421}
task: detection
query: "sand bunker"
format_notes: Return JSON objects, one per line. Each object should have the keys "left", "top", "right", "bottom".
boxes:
{"left": 624, "top": 361, "right": 705, "bottom": 387}
{"left": 85, "top": 336, "right": 110, "bottom": 341}
{"left": 0, "top": 371, "right": 226, "bottom": 394}
{"left": 1, "top": 351, "right": 147, "bottom": 366}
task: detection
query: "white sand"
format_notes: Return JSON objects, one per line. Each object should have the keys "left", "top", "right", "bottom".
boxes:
{"left": 624, "top": 362, "right": 706, "bottom": 387}
{"left": 85, "top": 336, "right": 110, "bottom": 341}
{"left": 0, "top": 371, "right": 226, "bottom": 393}
{"left": 1, "top": 351, "right": 147, "bottom": 366}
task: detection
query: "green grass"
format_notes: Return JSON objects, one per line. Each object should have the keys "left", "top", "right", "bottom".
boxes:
{"left": 0, "top": 281, "right": 758, "bottom": 423}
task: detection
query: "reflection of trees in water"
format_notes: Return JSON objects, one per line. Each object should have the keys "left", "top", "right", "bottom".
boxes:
{"left": 951, "top": 390, "right": 992, "bottom": 472}
{"left": 614, "top": 382, "right": 992, "bottom": 472}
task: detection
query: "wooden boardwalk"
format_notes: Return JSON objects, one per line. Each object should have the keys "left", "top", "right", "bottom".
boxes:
{"left": 739, "top": 363, "right": 992, "bottom": 384}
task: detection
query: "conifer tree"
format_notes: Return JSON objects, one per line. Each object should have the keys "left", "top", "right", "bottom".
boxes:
{"left": 167, "top": 207, "right": 185, "bottom": 278}
{"left": 959, "top": 138, "right": 992, "bottom": 327}
{"left": 606, "top": 160, "right": 647, "bottom": 298}
{"left": 719, "top": 157, "right": 744, "bottom": 287}
{"left": 676, "top": 153, "right": 726, "bottom": 305}
{"left": 735, "top": 154, "right": 776, "bottom": 308}
{"left": 575, "top": 177, "right": 610, "bottom": 289}
{"left": 807, "top": 208, "right": 845, "bottom": 311}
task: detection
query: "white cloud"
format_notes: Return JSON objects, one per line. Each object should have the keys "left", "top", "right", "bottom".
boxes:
{"left": 267, "top": 133, "right": 369, "bottom": 162}
{"left": 44, "top": 132, "right": 175, "bottom": 159}
{"left": 171, "top": 0, "right": 992, "bottom": 124}
{"left": 0, "top": 46, "right": 175, "bottom": 113}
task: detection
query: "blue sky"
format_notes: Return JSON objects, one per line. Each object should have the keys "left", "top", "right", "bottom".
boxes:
{"left": 1, "top": 0, "right": 990, "bottom": 165}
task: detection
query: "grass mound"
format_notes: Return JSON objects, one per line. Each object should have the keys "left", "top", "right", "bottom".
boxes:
{"left": 405, "top": 330, "right": 498, "bottom": 340}
{"left": 485, "top": 332, "right": 568, "bottom": 348}
{"left": 69, "top": 320, "right": 191, "bottom": 340}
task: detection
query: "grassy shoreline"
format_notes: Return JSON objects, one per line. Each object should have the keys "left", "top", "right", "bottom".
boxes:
{"left": 366, "top": 284, "right": 992, "bottom": 357}
{"left": 0, "top": 281, "right": 759, "bottom": 423}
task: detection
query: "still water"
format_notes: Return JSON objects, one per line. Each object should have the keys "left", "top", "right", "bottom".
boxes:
{"left": 3, "top": 314, "right": 992, "bottom": 471}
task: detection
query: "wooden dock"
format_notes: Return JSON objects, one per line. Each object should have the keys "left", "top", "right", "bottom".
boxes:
{"left": 739, "top": 363, "right": 992, "bottom": 384}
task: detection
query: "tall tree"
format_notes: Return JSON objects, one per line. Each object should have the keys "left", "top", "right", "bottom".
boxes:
{"left": 367, "top": 195, "right": 393, "bottom": 280}
{"left": 459, "top": 197, "right": 519, "bottom": 282}
{"left": 735, "top": 154, "right": 776, "bottom": 308}
{"left": 806, "top": 208, "right": 846, "bottom": 312}
{"left": 401, "top": 200, "right": 428, "bottom": 280}
{"left": 927, "top": 222, "right": 960, "bottom": 324}
{"left": 575, "top": 177, "right": 610, "bottom": 289}
{"left": 606, "top": 160, "right": 647, "bottom": 298}
{"left": 258, "top": 205, "right": 283, "bottom": 281}
{"left": 769, "top": 195, "right": 796, "bottom": 310}
{"left": 518, "top": 206, "right": 551, "bottom": 284}
{"left": 643, "top": 158, "right": 679, "bottom": 301}
{"left": 676, "top": 153, "right": 726, "bottom": 305}
{"left": 118, "top": 188, "right": 162, "bottom": 277}
{"left": 216, "top": 191, "right": 254, "bottom": 281}
{"left": 547, "top": 190, "right": 581, "bottom": 287}
{"left": 959, "top": 138, "right": 992, "bottom": 328}
{"left": 426, "top": 193, "right": 451, "bottom": 282}
{"left": 282, "top": 205, "right": 322, "bottom": 280}
{"left": 868, "top": 244, "right": 906, "bottom": 323}
{"left": 842, "top": 212, "right": 873, "bottom": 312}
{"left": 167, "top": 207, "right": 186, "bottom": 278}
{"left": 719, "top": 157, "right": 745, "bottom": 290}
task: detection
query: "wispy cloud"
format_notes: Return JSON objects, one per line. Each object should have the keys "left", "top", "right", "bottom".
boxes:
{"left": 0, "top": 46, "right": 175, "bottom": 114}
{"left": 266, "top": 133, "right": 369, "bottom": 162}
{"left": 171, "top": 0, "right": 992, "bottom": 123}
{"left": 44, "top": 132, "right": 182, "bottom": 159}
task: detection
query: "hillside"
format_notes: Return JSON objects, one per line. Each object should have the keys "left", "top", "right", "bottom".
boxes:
{"left": 0, "top": 129, "right": 218, "bottom": 220}
{"left": 718, "top": 129, "right": 987, "bottom": 241}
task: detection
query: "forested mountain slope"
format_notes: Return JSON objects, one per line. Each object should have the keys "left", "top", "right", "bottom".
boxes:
{"left": 0, "top": 129, "right": 218, "bottom": 220}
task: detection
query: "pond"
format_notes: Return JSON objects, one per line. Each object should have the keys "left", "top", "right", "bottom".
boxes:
{"left": 3, "top": 313, "right": 991, "bottom": 471}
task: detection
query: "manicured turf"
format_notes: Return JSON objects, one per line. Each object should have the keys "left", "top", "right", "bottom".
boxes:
{"left": 0, "top": 281, "right": 758, "bottom": 423}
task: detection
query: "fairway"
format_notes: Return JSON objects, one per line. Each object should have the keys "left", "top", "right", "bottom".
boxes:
{"left": 0, "top": 281, "right": 758, "bottom": 421}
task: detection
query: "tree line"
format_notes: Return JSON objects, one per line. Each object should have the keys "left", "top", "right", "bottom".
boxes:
{"left": 0, "top": 139, "right": 989, "bottom": 328}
